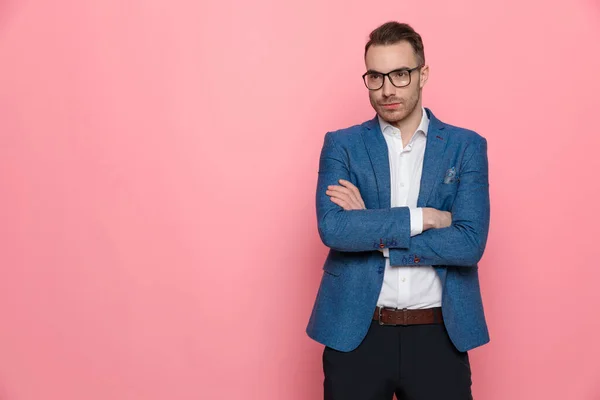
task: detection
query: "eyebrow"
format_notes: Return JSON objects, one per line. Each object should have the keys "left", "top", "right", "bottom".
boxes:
{"left": 365, "top": 67, "right": 412, "bottom": 74}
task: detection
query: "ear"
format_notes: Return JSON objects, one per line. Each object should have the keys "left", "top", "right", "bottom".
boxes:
{"left": 419, "top": 64, "right": 429, "bottom": 89}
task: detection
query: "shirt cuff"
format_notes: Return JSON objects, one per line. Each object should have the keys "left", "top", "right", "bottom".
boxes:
{"left": 409, "top": 207, "right": 424, "bottom": 237}
{"left": 379, "top": 248, "right": 390, "bottom": 258}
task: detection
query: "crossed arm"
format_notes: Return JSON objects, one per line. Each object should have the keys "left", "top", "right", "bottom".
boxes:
{"left": 317, "top": 132, "right": 490, "bottom": 267}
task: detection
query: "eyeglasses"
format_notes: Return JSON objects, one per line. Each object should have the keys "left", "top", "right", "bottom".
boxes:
{"left": 362, "top": 66, "right": 423, "bottom": 90}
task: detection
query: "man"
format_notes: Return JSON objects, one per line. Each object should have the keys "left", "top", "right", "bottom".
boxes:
{"left": 306, "top": 21, "right": 491, "bottom": 400}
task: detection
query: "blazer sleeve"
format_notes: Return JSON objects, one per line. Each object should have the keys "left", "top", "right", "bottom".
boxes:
{"left": 388, "top": 136, "right": 490, "bottom": 267}
{"left": 316, "top": 131, "right": 412, "bottom": 252}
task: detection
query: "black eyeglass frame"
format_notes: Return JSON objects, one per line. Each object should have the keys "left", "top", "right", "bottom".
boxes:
{"left": 361, "top": 65, "right": 423, "bottom": 90}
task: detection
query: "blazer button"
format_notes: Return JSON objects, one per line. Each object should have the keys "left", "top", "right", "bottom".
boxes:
{"left": 414, "top": 256, "right": 420, "bottom": 263}
{"left": 379, "top": 243, "right": 385, "bottom": 249}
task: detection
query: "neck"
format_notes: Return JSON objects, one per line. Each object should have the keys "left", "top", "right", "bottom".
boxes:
{"left": 390, "top": 103, "right": 423, "bottom": 134}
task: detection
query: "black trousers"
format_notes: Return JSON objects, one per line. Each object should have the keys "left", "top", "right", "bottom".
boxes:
{"left": 323, "top": 320, "right": 472, "bottom": 400}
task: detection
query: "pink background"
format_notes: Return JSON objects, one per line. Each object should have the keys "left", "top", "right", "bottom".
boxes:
{"left": 1, "top": 0, "right": 600, "bottom": 399}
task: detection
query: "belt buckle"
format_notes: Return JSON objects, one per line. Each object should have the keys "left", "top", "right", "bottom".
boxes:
{"left": 378, "top": 306, "right": 384, "bottom": 325}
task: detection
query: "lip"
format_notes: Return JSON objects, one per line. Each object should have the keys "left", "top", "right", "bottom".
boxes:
{"left": 381, "top": 103, "right": 401, "bottom": 109}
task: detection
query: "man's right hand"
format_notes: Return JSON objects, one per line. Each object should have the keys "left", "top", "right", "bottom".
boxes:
{"left": 422, "top": 208, "right": 452, "bottom": 231}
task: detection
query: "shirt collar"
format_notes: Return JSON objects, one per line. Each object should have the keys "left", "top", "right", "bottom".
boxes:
{"left": 378, "top": 106, "right": 429, "bottom": 138}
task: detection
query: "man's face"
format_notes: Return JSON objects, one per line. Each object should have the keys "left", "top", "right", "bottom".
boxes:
{"left": 364, "top": 41, "right": 428, "bottom": 124}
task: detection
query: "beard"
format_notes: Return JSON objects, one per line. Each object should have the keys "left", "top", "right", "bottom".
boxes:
{"left": 372, "top": 89, "right": 421, "bottom": 124}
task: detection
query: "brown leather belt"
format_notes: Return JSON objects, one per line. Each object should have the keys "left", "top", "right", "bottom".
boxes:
{"left": 373, "top": 306, "right": 443, "bottom": 326}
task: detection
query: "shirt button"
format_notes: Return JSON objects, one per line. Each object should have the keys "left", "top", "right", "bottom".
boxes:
{"left": 400, "top": 183, "right": 405, "bottom": 187}
{"left": 401, "top": 277, "right": 406, "bottom": 282}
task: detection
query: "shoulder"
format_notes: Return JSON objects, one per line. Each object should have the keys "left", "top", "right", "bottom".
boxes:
{"left": 428, "top": 109, "right": 489, "bottom": 161}
{"left": 323, "top": 118, "right": 375, "bottom": 145}
{"left": 442, "top": 121, "right": 487, "bottom": 147}
{"left": 431, "top": 115, "right": 488, "bottom": 163}
{"left": 428, "top": 108, "right": 483, "bottom": 142}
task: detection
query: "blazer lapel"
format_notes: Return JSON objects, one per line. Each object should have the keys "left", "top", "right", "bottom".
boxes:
{"left": 362, "top": 116, "right": 391, "bottom": 208}
{"left": 416, "top": 108, "right": 449, "bottom": 207}
{"left": 362, "top": 109, "right": 449, "bottom": 209}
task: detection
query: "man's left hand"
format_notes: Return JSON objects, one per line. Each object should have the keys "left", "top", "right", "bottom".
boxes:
{"left": 326, "top": 179, "right": 366, "bottom": 210}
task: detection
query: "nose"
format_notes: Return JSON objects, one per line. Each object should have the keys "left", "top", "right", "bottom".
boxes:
{"left": 381, "top": 75, "right": 395, "bottom": 97}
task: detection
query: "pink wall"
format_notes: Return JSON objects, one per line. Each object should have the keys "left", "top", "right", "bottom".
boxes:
{"left": 1, "top": 0, "right": 599, "bottom": 399}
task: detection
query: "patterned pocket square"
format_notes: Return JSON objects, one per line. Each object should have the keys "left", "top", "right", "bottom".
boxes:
{"left": 443, "top": 167, "right": 459, "bottom": 184}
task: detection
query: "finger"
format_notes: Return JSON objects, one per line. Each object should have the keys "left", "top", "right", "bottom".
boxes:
{"left": 328, "top": 184, "right": 352, "bottom": 195}
{"left": 326, "top": 189, "right": 350, "bottom": 199}
{"left": 327, "top": 191, "right": 358, "bottom": 209}
{"left": 328, "top": 191, "right": 363, "bottom": 211}
{"left": 329, "top": 196, "right": 351, "bottom": 210}
{"left": 327, "top": 186, "right": 357, "bottom": 204}
{"left": 339, "top": 180, "right": 365, "bottom": 208}
{"left": 338, "top": 179, "right": 360, "bottom": 198}
{"left": 356, "top": 192, "right": 366, "bottom": 209}
{"left": 338, "top": 179, "right": 355, "bottom": 188}
{"left": 329, "top": 184, "right": 360, "bottom": 206}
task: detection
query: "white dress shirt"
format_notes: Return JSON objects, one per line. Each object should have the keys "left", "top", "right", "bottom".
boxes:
{"left": 375, "top": 107, "right": 443, "bottom": 310}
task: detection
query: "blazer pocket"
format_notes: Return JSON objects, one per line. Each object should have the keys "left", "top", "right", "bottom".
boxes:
{"left": 440, "top": 180, "right": 459, "bottom": 188}
{"left": 438, "top": 182, "right": 459, "bottom": 196}
{"left": 457, "top": 266, "right": 477, "bottom": 276}
{"left": 322, "top": 259, "right": 343, "bottom": 277}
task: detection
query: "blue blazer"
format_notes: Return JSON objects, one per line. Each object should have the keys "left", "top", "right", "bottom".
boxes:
{"left": 305, "top": 108, "right": 491, "bottom": 352}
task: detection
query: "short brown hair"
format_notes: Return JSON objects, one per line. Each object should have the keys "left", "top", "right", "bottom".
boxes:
{"left": 364, "top": 22, "right": 425, "bottom": 66}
